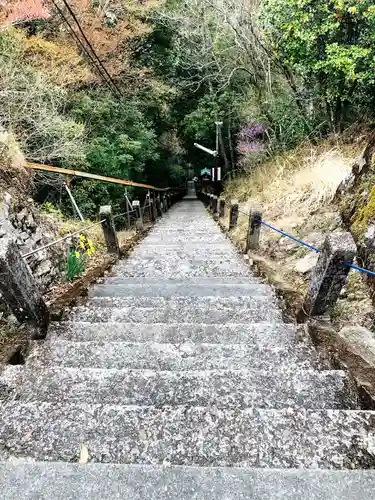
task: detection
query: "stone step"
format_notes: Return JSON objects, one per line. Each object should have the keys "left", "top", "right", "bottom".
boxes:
{"left": 1, "top": 462, "right": 375, "bottom": 500}
{"left": 1, "top": 366, "right": 354, "bottom": 409}
{"left": 89, "top": 283, "right": 272, "bottom": 298}
{"left": 48, "top": 322, "right": 298, "bottom": 344}
{"left": 144, "top": 234, "right": 226, "bottom": 242}
{"left": 149, "top": 229, "right": 222, "bottom": 235}
{"left": 82, "top": 296, "right": 278, "bottom": 310}
{"left": 137, "top": 243, "right": 235, "bottom": 249}
{"left": 104, "top": 276, "right": 261, "bottom": 285}
{"left": 129, "top": 250, "right": 239, "bottom": 259}
{"left": 115, "top": 259, "right": 250, "bottom": 278}
{"left": 27, "top": 340, "right": 319, "bottom": 371}
{"left": 0, "top": 404, "right": 373, "bottom": 467}
{"left": 68, "top": 302, "right": 282, "bottom": 323}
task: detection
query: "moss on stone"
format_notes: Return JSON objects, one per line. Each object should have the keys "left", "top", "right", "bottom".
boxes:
{"left": 350, "top": 185, "right": 375, "bottom": 240}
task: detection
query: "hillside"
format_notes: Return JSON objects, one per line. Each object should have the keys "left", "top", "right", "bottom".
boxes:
{"left": 0, "top": 0, "right": 375, "bottom": 348}
{"left": 222, "top": 134, "right": 375, "bottom": 331}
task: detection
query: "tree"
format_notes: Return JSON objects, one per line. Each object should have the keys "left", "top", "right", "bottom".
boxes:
{"left": 261, "top": 0, "right": 375, "bottom": 130}
{"left": 0, "top": 29, "right": 86, "bottom": 164}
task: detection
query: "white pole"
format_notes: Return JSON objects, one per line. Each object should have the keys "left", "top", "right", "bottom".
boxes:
{"left": 194, "top": 143, "right": 218, "bottom": 157}
{"left": 64, "top": 183, "right": 84, "bottom": 221}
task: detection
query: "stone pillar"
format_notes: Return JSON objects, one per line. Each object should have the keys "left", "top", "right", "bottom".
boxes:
{"left": 219, "top": 198, "right": 225, "bottom": 218}
{"left": 229, "top": 200, "right": 239, "bottom": 230}
{"left": 152, "top": 191, "right": 158, "bottom": 220}
{"left": 149, "top": 199, "right": 155, "bottom": 222}
{"left": 156, "top": 196, "right": 162, "bottom": 218}
{"left": 132, "top": 200, "right": 143, "bottom": 230}
{"left": 302, "top": 232, "right": 357, "bottom": 317}
{"left": 162, "top": 194, "right": 168, "bottom": 212}
{"left": 246, "top": 208, "right": 262, "bottom": 252}
{"left": 100, "top": 205, "right": 120, "bottom": 256}
{"left": 212, "top": 195, "right": 218, "bottom": 213}
{"left": 0, "top": 238, "right": 49, "bottom": 338}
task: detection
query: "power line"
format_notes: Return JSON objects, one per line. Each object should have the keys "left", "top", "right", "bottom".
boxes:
{"left": 58, "top": 0, "right": 123, "bottom": 97}
{"left": 50, "top": 0, "right": 118, "bottom": 94}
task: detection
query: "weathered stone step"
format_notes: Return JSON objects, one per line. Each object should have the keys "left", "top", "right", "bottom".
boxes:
{"left": 144, "top": 234, "right": 226, "bottom": 242}
{"left": 104, "top": 276, "right": 261, "bottom": 285}
{"left": 27, "top": 340, "right": 319, "bottom": 371}
{"left": 68, "top": 302, "right": 282, "bottom": 323}
{"left": 82, "top": 296, "right": 277, "bottom": 310}
{"left": 1, "top": 462, "right": 375, "bottom": 500}
{"left": 1, "top": 366, "right": 354, "bottom": 409}
{"left": 115, "top": 259, "right": 250, "bottom": 278}
{"left": 0, "top": 404, "right": 373, "bottom": 467}
{"left": 149, "top": 229, "right": 221, "bottom": 234}
{"left": 89, "top": 283, "right": 272, "bottom": 298}
{"left": 48, "top": 322, "right": 298, "bottom": 344}
{"left": 129, "top": 250, "right": 239, "bottom": 259}
{"left": 138, "top": 242, "right": 234, "bottom": 249}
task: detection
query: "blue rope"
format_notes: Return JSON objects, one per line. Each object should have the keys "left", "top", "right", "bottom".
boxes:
{"left": 345, "top": 262, "right": 375, "bottom": 278}
{"left": 259, "top": 220, "right": 321, "bottom": 253}
{"left": 258, "top": 218, "right": 375, "bottom": 278}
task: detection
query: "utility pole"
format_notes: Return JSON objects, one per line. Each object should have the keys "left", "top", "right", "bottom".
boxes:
{"left": 194, "top": 120, "right": 223, "bottom": 196}
{"left": 215, "top": 121, "right": 223, "bottom": 187}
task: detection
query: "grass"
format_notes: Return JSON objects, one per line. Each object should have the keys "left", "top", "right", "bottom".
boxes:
{"left": 222, "top": 135, "right": 374, "bottom": 329}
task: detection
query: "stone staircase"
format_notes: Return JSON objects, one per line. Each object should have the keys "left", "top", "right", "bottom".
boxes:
{"left": 1, "top": 186, "right": 375, "bottom": 498}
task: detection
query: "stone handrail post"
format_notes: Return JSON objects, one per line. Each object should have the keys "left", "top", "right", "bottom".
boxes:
{"left": 219, "top": 198, "right": 225, "bottom": 218}
{"left": 212, "top": 195, "right": 218, "bottom": 215}
{"left": 0, "top": 238, "right": 49, "bottom": 339}
{"left": 300, "top": 232, "right": 357, "bottom": 319}
{"left": 149, "top": 198, "right": 155, "bottom": 222}
{"left": 155, "top": 196, "right": 162, "bottom": 218}
{"left": 100, "top": 205, "right": 120, "bottom": 256}
{"left": 132, "top": 200, "right": 144, "bottom": 230}
{"left": 246, "top": 208, "right": 263, "bottom": 252}
{"left": 229, "top": 200, "right": 239, "bottom": 230}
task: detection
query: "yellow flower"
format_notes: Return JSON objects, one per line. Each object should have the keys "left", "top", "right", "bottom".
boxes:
{"left": 86, "top": 250, "right": 92, "bottom": 256}
{"left": 90, "top": 246, "right": 95, "bottom": 252}
{"left": 348, "top": 6, "right": 357, "bottom": 14}
{"left": 75, "top": 252, "right": 81, "bottom": 258}
{"left": 87, "top": 239, "right": 93, "bottom": 246}
{"left": 79, "top": 242, "right": 85, "bottom": 248}
{"left": 79, "top": 235, "right": 86, "bottom": 241}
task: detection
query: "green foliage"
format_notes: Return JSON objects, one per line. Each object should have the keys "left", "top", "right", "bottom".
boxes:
{"left": 261, "top": 0, "right": 375, "bottom": 127}
{"left": 41, "top": 201, "right": 64, "bottom": 218}
{"left": 66, "top": 248, "right": 85, "bottom": 282}
{"left": 0, "top": 29, "right": 86, "bottom": 164}
{"left": 59, "top": 91, "right": 161, "bottom": 218}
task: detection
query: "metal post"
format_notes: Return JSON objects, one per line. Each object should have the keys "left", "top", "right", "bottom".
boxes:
{"left": 124, "top": 188, "right": 132, "bottom": 230}
{"left": 64, "top": 182, "right": 84, "bottom": 221}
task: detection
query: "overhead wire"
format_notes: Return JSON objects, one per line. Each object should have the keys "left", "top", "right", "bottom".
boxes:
{"left": 58, "top": 0, "right": 123, "bottom": 97}
{"left": 50, "top": 0, "right": 119, "bottom": 95}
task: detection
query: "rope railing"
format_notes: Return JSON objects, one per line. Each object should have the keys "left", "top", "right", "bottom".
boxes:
{"left": 23, "top": 202, "right": 155, "bottom": 259}
{"left": 237, "top": 207, "right": 375, "bottom": 278}
{"left": 22, "top": 218, "right": 106, "bottom": 258}
{"left": 200, "top": 190, "right": 373, "bottom": 317}
{"left": 0, "top": 185, "right": 186, "bottom": 337}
